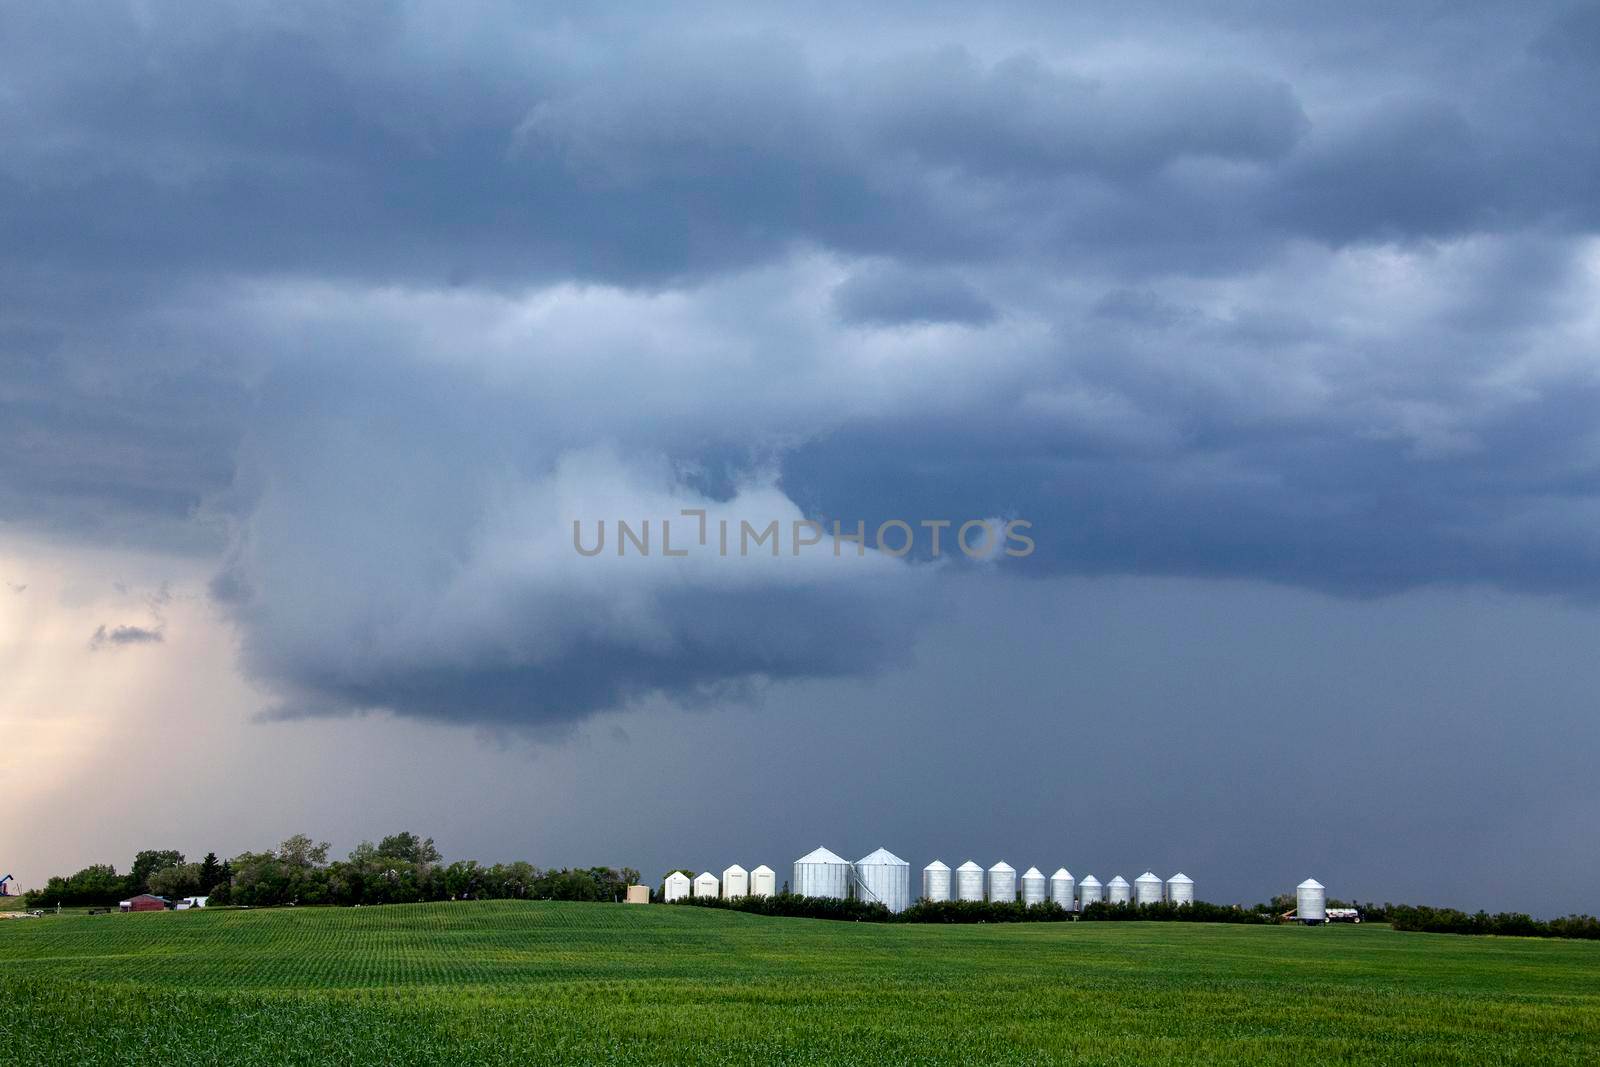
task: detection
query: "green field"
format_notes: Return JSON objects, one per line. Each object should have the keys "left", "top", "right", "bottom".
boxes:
{"left": 2, "top": 901, "right": 1597, "bottom": 1064}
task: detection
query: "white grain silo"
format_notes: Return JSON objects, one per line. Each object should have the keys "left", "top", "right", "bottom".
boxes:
{"left": 1020, "top": 867, "right": 1047, "bottom": 906}
{"left": 722, "top": 864, "right": 749, "bottom": 899}
{"left": 1050, "top": 868, "right": 1076, "bottom": 909}
{"left": 1135, "top": 872, "right": 1163, "bottom": 905}
{"left": 1166, "top": 872, "right": 1194, "bottom": 906}
{"left": 793, "top": 846, "right": 852, "bottom": 900}
{"left": 987, "top": 861, "right": 1017, "bottom": 903}
{"left": 956, "top": 861, "right": 985, "bottom": 901}
{"left": 664, "top": 871, "right": 691, "bottom": 902}
{"left": 1297, "top": 878, "right": 1326, "bottom": 924}
{"left": 1107, "top": 875, "right": 1132, "bottom": 904}
{"left": 923, "top": 860, "right": 952, "bottom": 903}
{"left": 750, "top": 865, "right": 776, "bottom": 897}
{"left": 1079, "top": 874, "right": 1103, "bottom": 906}
{"left": 693, "top": 871, "right": 720, "bottom": 898}
{"left": 855, "top": 848, "right": 911, "bottom": 913}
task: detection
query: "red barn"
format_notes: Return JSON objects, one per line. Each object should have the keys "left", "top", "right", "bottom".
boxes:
{"left": 120, "top": 894, "right": 169, "bottom": 912}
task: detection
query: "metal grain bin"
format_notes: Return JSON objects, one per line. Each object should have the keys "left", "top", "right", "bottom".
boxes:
{"left": 1078, "top": 874, "right": 1103, "bottom": 906}
{"left": 793, "top": 847, "right": 853, "bottom": 900}
{"left": 923, "top": 860, "right": 952, "bottom": 903}
{"left": 1050, "top": 868, "right": 1076, "bottom": 909}
{"left": 1166, "top": 872, "right": 1194, "bottom": 906}
{"left": 1135, "top": 872, "right": 1163, "bottom": 905}
{"left": 1297, "top": 878, "right": 1326, "bottom": 923}
{"left": 855, "top": 848, "right": 911, "bottom": 913}
{"left": 987, "top": 861, "right": 1017, "bottom": 903}
{"left": 1107, "top": 875, "right": 1131, "bottom": 904}
{"left": 956, "top": 861, "right": 985, "bottom": 901}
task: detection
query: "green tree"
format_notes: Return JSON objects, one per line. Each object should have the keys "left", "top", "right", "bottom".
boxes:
{"left": 277, "top": 834, "right": 330, "bottom": 868}
{"left": 147, "top": 863, "right": 203, "bottom": 900}
{"left": 198, "top": 852, "right": 222, "bottom": 891}
{"left": 129, "top": 850, "right": 185, "bottom": 894}
{"left": 376, "top": 832, "right": 442, "bottom": 866}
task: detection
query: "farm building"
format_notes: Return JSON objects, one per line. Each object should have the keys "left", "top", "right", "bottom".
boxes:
{"left": 693, "top": 871, "right": 720, "bottom": 898}
{"left": 663, "top": 871, "right": 691, "bottom": 902}
{"left": 1078, "top": 875, "right": 1103, "bottom": 905}
{"left": 955, "top": 861, "right": 985, "bottom": 901}
{"left": 1166, "top": 873, "right": 1194, "bottom": 905}
{"left": 722, "top": 864, "right": 750, "bottom": 899}
{"left": 1107, "top": 876, "right": 1132, "bottom": 904}
{"left": 854, "top": 848, "right": 911, "bottom": 913}
{"left": 625, "top": 885, "right": 650, "bottom": 904}
{"left": 923, "top": 860, "right": 952, "bottom": 902}
{"left": 119, "top": 895, "right": 168, "bottom": 912}
{"left": 750, "top": 865, "right": 776, "bottom": 897}
{"left": 1020, "top": 867, "right": 1047, "bottom": 905}
{"left": 1135, "top": 872, "right": 1163, "bottom": 905}
{"left": 986, "top": 861, "right": 1016, "bottom": 902}
{"left": 1049, "top": 868, "right": 1075, "bottom": 909}
{"left": 793, "top": 847, "right": 852, "bottom": 900}
{"left": 1297, "top": 879, "right": 1326, "bottom": 923}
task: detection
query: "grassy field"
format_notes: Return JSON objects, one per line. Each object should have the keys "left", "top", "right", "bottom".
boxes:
{"left": 2, "top": 901, "right": 1597, "bottom": 1065}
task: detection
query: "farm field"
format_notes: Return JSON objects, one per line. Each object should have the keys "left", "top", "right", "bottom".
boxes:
{"left": 2, "top": 901, "right": 1598, "bottom": 1065}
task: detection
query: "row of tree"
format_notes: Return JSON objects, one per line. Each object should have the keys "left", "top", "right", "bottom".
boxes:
{"left": 24, "top": 832, "right": 640, "bottom": 910}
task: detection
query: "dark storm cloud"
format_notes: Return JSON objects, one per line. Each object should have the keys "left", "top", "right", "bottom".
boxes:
{"left": 3, "top": 0, "right": 1600, "bottom": 729}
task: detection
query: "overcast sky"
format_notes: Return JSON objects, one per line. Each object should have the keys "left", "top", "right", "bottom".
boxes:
{"left": 3, "top": 1, "right": 1599, "bottom": 915}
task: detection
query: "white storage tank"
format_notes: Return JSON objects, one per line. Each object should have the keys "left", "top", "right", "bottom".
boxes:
{"left": 956, "top": 861, "right": 985, "bottom": 901}
{"left": 1079, "top": 874, "right": 1103, "bottom": 906}
{"left": 664, "top": 871, "right": 691, "bottom": 902}
{"left": 923, "top": 860, "right": 952, "bottom": 903}
{"left": 1166, "top": 872, "right": 1194, "bottom": 906}
{"left": 793, "top": 846, "right": 853, "bottom": 900}
{"left": 1135, "top": 872, "right": 1163, "bottom": 905}
{"left": 722, "top": 864, "right": 749, "bottom": 899}
{"left": 1297, "top": 878, "right": 1326, "bottom": 924}
{"left": 1020, "top": 867, "right": 1047, "bottom": 906}
{"left": 750, "top": 865, "right": 776, "bottom": 897}
{"left": 987, "top": 861, "right": 1017, "bottom": 902}
{"left": 855, "top": 848, "right": 911, "bottom": 913}
{"left": 1049, "top": 868, "right": 1076, "bottom": 909}
{"left": 1107, "top": 875, "right": 1131, "bottom": 904}
{"left": 693, "top": 871, "right": 720, "bottom": 898}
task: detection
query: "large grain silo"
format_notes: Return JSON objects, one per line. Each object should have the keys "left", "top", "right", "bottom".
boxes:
{"left": 1166, "top": 872, "right": 1194, "bottom": 906}
{"left": 923, "top": 860, "right": 952, "bottom": 903}
{"left": 1020, "top": 867, "right": 1047, "bottom": 905}
{"left": 664, "top": 871, "right": 691, "bottom": 902}
{"left": 987, "top": 861, "right": 1017, "bottom": 902}
{"left": 722, "top": 864, "right": 750, "bottom": 899}
{"left": 1079, "top": 874, "right": 1103, "bottom": 906}
{"left": 793, "top": 846, "right": 852, "bottom": 900}
{"left": 693, "top": 871, "right": 720, "bottom": 898}
{"left": 855, "top": 848, "right": 911, "bottom": 913}
{"left": 956, "top": 861, "right": 985, "bottom": 901}
{"left": 1297, "top": 878, "right": 1326, "bottom": 924}
{"left": 1135, "top": 872, "right": 1163, "bottom": 905}
{"left": 750, "top": 865, "right": 776, "bottom": 897}
{"left": 1050, "top": 868, "right": 1076, "bottom": 909}
{"left": 1107, "top": 875, "right": 1131, "bottom": 904}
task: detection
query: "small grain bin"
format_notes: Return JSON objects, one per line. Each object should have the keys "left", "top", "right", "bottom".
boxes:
{"left": 722, "top": 864, "right": 750, "bottom": 899}
{"left": 750, "top": 865, "right": 776, "bottom": 897}
{"left": 987, "top": 861, "right": 1017, "bottom": 902}
{"left": 956, "top": 861, "right": 985, "bottom": 901}
{"left": 855, "top": 848, "right": 911, "bottom": 913}
{"left": 1166, "top": 872, "right": 1194, "bottom": 906}
{"left": 1079, "top": 874, "right": 1103, "bottom": 906}
{"left": 625, "top": 885, "right": 650, "bottom": 904}
{"left": 1020, "top": 867, "right": 1047, "bottom": 905}
{"left": 693, "top": 871, "right": 720, "bottom": 898}
{"left": 1107, "top": 875, "right": 1131, "bottom": 904}
{"left": 793, "top": 846, "right": 853, "bottom": 900}
{"left": 1049, "top": 868, "right": 1076, "bottom": 909}
{"left": 923, "top": 860, "right": 952, "bottom": 903}
{"left": 1297, "top": 878, "right": 1326, "bottom": 924}
{"left": 664, "top": 871, "right": 691, "bottom": 902}
{"left": 1135, "top": 872, "right": 1163, "bottom": 905}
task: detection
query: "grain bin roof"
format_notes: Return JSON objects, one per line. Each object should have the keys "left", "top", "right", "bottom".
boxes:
{"left": 988, "top": 861, "right": 1015, "bottom": 873}
{"left": 1052, "top": 868, "right": 1073, "bottom": 879}
{"left": 924, "top": 859, "right": 950, "bottom": 871}
{"left": 957, "top": 860, "right": 984, "bottom": 872}
{"left": 1298, "top": 878, "right": 1324, "bottom": 890}
{"left": 857, "top": 847, "right": 908, "bottom": 866}
{"left": 796, "top": 846, "right": 850, "bottom": 865}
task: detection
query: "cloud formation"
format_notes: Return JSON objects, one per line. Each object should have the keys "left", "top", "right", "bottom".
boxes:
{"left": 4, "top": 1, "right": 1599, "bottom": 725}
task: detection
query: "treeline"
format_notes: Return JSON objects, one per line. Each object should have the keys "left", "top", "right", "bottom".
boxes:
{"left": 1385, "top": 904, "right": 1600, "bottom": 941}
{"left": 670, "top": 895, "right": 1267, "bottom": 925}
{"left": 25, "top": 832, "right": 639, "bottom": 910}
